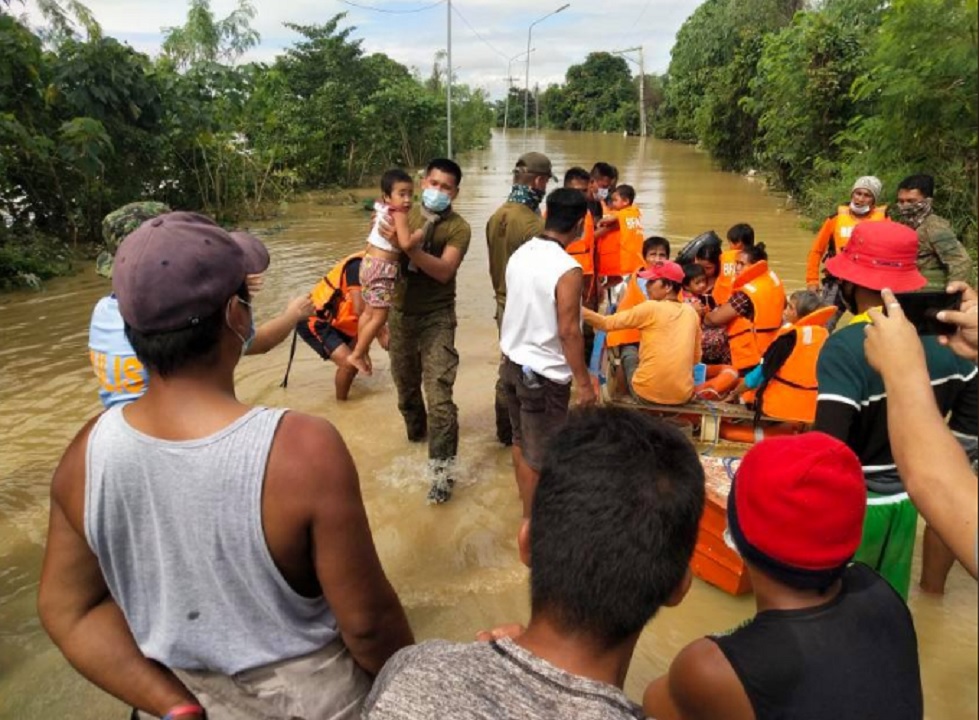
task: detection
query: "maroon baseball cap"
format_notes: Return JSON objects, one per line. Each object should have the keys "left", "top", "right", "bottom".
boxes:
{"left": 112, "top": 212, "right": 270, "bottom": 332}
{"left": 638, "top": 260, "right": 684, "bottom": 284}
{"left": 825, "top": 220, "right": 925, "bottom": 293}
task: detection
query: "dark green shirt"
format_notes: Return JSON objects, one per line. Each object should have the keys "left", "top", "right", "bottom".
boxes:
{"left": 486, "top": 202, "right": 545, "bottom": 307}
{"left": 395, "top": 205, "right": 472, "bottom": 316}
{"left": 814, "top": 320, "right": 978, "bottom": 493}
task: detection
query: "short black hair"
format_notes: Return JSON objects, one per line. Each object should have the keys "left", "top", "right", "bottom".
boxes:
{"left": 426, "top": 158, "right": 463, "bottom": 187}
{"left": 897, "top": 173, "right": 934, "bottom": 198}
{"left": 530, "top": 407, "right": 704, "bottom": 647}
{"left": 381, "top": 168, "right": 413, "bottom": 196}
{"left": 741, "top": 241, "right": 768, "bottom": 264}
{"left": 727, "top": 223, "right": 755, "bottom": 248}
{"left": 682, "top": 262, "right": 706, "bottom": 287}
{"left": 643, "top": 236, "right": 670, "bottom": 258}
{"left": 612, "top": 184, "right": 635, "bottom": 204}
{"left": 591, "top": 162, "right": 617, "bottom": 182}
{"left": 564, "top": 166, "right": 591, "bottom": 186}
{"left": 789, "top": 289, "right": 824, "bottom": 318}
{"left": 126, "top": 283, "right": 249, "bottom": 377}
{"left": 544, "top": 188, "right": 588, "bottom": 234}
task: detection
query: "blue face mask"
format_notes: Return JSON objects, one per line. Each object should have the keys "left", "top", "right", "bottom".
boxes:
{"left": 422, "top": 187, "right": 451, "bottom": 213}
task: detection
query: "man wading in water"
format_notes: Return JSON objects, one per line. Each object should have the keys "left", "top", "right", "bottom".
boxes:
{"left": 39, "top": 212, "right": 412, "bottom": 719}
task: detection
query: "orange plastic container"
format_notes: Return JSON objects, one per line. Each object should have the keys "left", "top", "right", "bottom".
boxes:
{"left": 694, "top": 459, "right": 752, "bottom": 595}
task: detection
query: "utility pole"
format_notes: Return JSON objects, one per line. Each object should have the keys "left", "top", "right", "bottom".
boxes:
{"left": 525, "top": 4, "right": 570, "bottom": 131}
{"left": 612, "top": 45, "right": 646, "bottom": 137}
{"left": 504, "top": 49, "right": 534, "bottom": 132}
{"left": 446, "top": 0, "right": 453, "bottom": 156}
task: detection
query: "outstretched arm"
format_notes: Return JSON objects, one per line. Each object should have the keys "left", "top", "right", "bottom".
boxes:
{"left": 248, "top": 295, "right": 315, "bottom": 355}
{"left": 38, "top": 420, "right": 201, "bottom": 718}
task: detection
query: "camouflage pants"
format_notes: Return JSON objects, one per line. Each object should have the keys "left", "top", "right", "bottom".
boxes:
{"left": 389, "top": 306, "right": 459, "bottom": 463}
{"left": 494, "top": 299, "right": 512, "bottom": 444}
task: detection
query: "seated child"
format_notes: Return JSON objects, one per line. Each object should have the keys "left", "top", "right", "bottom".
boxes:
{"left": 681, "top": 262, "right": 732, "bottom": 366}
{"left": 347, "top": 168, "right": 425, "bottom": 375}
{"left": 595, "top": 184, "right": 645, "bottom": 282}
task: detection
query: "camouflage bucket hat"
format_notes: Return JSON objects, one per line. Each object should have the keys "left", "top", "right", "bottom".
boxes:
{"left": 96, "top": 201, "right": 172, "bottom": 277}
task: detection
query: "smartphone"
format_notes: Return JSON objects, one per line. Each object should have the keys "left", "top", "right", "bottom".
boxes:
{"left": 893, "top": 291, "right": 961, "bottom": 335}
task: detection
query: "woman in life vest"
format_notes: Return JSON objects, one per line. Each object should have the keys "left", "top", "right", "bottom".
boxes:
{"left": 705, "top": 242, "right": 787, "bottom": 375}
{"left": 732, "top": 290, "right": 835, "bottom": 423}
{"left": 297, "top": 251, "right": 367, "bottom": 400}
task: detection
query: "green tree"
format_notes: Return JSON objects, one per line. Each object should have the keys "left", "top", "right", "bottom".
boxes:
{"left": 558, "top": 53, "right": 637, "bottom": 132}
{"left": 162, "top": 0, "right": 259, "bottom": 69}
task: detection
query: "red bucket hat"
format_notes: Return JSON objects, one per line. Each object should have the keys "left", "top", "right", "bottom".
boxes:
{"left": 113, "top": 212, "right": 270, "bottom": 333}
{"left": 825, "top": 220, "right": 925, "bottom": 292}
{"left": 638, "top": 260, "right": 685, "bottom": 284}
{"left": 728, "top": 432, "right": 866, "bottom": 589}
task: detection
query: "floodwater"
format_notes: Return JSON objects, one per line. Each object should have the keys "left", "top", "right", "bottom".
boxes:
{"left": 0, "top": 129, "right": 975, "bottom": 718}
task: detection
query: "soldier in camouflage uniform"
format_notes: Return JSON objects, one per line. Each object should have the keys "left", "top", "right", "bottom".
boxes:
{"left": 96, "top": 201, "right": 172, "bottom": 277}
{"left": 385, "top": 159, "right": 471, "bottom": 505}
{"left": 896, "top": 174, "right": 973, "bottom": 289}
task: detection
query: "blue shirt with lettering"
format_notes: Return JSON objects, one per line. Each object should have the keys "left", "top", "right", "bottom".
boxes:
{"left": 89, "top": 295, "right": 148, "bottom": 408}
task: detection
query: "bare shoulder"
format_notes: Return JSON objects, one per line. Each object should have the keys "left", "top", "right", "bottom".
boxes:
{"left": 669, "top": 638, "right": 753, "bottom": 720}
{"left": 268, "top": 411, "right": 358, "bottom": 494}
{"left": 51, "top": 414, "right": 104, "bottom": 529}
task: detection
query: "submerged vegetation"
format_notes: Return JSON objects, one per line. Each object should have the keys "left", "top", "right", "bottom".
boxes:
{"left": 0, "top": 1, "right": 494, "bottom": 287}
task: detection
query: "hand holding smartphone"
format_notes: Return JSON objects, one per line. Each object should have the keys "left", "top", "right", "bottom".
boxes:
{"left": 893, "top": 291, "right": 962, "bottom": 335}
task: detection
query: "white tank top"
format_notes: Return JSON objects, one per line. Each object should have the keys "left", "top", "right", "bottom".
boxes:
{"left": 84, "top": 405, "right": 339, "bottom": 674}
{"left": 366, "top": 201, "right": 398, "bottom": 253}
{"left": 500, "top": 237, "right": 581, "bottom": 383}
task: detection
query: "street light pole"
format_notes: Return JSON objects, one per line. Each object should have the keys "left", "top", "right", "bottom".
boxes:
{"left": 504, "top": 48, "right": 534, "bottom": 132}
{"left": 612, "top": 45, "right": 646, "bottom": 137}
{"left": 524, "top": 3, "right": 570, "bottom": 131}
{"left": 446, "top": 0, "right": 453, "bottom": 156}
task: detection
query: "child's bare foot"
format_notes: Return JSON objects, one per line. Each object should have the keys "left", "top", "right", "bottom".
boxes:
{"left": 347, "top": 353, "right": 372, "bottom": 376}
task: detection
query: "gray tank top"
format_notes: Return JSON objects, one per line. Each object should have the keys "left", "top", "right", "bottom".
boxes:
{"left": 85, "top": 405, "right": 339, "bottom": 674}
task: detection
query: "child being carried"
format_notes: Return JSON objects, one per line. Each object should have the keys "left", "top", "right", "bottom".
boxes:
{"left": 347, "top": 168, "right": 425, "bottom": 375}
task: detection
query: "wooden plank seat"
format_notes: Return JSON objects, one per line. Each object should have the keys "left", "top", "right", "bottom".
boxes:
{"left": 605, "top": 394, "right": 790, "bottom": 444}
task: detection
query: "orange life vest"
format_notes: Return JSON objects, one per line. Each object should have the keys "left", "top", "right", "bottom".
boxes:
{"left": 566, "top": 211, "right": 596, "bottom": 276}
{"left": 726, "top": 260, "right": 786, "bottom": 371}
{"left": 606, "top": 274, "right": 647, "bottom": 347}
{"left": 741, "top": 306, "right": 835, "bottom": 423}
{"left": 831, "top": 204, "right": 888, "bottom": 255}
{"left": 308, "top": 252, "right": 364, "bottom": 338}
{"left": 711, "top": 248, "right": 741, "bottom": 305}
{"left": 597, "top": 206, "right": 644, "bottom": 277}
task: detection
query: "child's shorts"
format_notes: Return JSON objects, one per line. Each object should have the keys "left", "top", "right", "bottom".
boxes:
{"left": 360, "top": 255, "right": 400, "bottom": 308}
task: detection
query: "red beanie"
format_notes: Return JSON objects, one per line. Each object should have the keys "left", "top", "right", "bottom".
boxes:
{"left": 728, "top": 432, "right": 866, "bottom": 586}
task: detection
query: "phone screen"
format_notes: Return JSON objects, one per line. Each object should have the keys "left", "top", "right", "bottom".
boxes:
{"left": 893, "top": 291, "right": 962, "bottom": 335}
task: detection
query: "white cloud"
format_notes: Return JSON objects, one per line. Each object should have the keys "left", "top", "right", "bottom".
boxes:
{"left": 21, "top": 0, "right": 705, "bottom": 98}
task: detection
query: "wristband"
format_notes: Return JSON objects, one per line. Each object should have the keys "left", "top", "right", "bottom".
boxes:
{"left": 162, "top": 704, "right": 206, "bottom": 720}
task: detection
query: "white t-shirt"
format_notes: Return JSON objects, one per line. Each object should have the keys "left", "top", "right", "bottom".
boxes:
{"left": 500, "top": 237, "right": 581, "bottom": 383}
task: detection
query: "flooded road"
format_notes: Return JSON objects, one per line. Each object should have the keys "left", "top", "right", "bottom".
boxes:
{"left": 1, "top": 129, "right": 975, "bottom": 718}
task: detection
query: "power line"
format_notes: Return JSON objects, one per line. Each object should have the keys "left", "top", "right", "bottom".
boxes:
{"left": 633, "top": 0, "right": 653, "bottom": 25}
{"left": 451, "top": 3, "right": 509, "bottom": 60}
{"left": 337, "top": 0, "right": 446, "bottom": 14}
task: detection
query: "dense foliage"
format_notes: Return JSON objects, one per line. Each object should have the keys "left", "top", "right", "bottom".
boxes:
{"left": 0, "top": 3, "right": 494, "bottom": 286}
{"left": 656, "top": 0, "right": 977, "bottom": 249}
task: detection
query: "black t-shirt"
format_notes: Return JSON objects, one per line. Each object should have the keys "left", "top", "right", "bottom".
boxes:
{"left": 712, "top": 564, "right": 923, "bottom": 720}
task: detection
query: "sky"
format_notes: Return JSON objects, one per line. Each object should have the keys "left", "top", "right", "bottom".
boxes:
{"left": 23, "top": 0, "right": 707, "bottom": 99}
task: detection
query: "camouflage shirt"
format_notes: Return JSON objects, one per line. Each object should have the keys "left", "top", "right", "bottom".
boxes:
{"left": 915, "top": 212, "right": 973, "bottom": 289}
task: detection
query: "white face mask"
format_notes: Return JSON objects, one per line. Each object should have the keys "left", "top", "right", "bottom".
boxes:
{"left": 850, "top": 201, "right": 871, "bottom": 216}
{"left": 596, "top": 187, "right": 610, "bottom": 201}
{"left": 227, "top": 297, "right": 256, "bottom": 355}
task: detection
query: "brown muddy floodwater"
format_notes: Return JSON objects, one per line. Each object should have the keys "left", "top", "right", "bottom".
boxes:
{"left": 0, "top": 129, "right": 975, "bottom": 718}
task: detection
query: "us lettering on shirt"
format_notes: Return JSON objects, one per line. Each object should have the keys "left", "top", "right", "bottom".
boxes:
{"left": 90, "top": 350, "right": 146, "bottom": 394}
